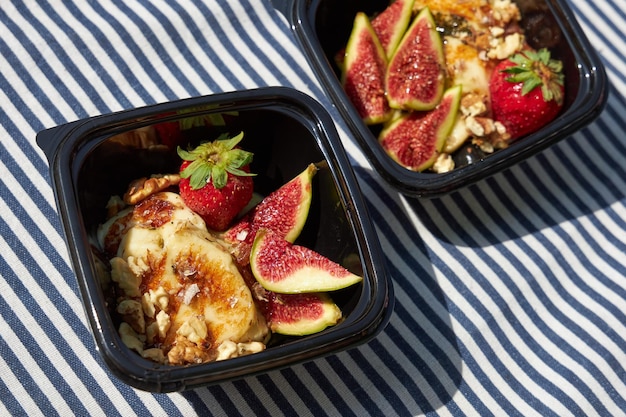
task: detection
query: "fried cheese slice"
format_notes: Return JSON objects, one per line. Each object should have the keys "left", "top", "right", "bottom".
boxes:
{"left": 97, "top": 191, "right": 268, "bottom": 365}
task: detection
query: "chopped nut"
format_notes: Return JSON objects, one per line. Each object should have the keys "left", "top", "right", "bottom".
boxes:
{"left": 119, "top": 322, "right": 145, "bottom": 354}
{"left": 149, "top": 287, "right": 170, "bottom": 311}
{"left": 491, "top": 0, "right": 521, "bottom": 24}
{"left": 460, "top": 93, "right": 488, "bottom": 117}
{"left": 168, "top": 335, "right": 212, "bottom": 365}
{"left": 473, "top": 138, "right": 495, "bottom": 154}
{"left": 177, "top": 316, "right": 207, "bottom": 345}
{"left": 432, "top": 153, "right": 455, "bottom": 174}
{"left": 237, "top": 341, "right": 265, "bottom": 356}
{"left": 216, "top": 340, "right": 266, "bottom": 361}
{"left": 490, "top": 27, "right": 505, "bottom": 37}
{"left": 487, "top": 33, "right": 524, "bottom": 60}
{"left": 466, "top": 116, "right": 485, "bottom": 136}
{"left": 141, "top": 292, "right": 156, "bottom": 318}
{"left": 117, "top": 299, "right": 146, "bottom": 334}
{"left": 127, "top": 255, "right": 150, "bottom": 276}
{"left": 155, "top": 310, "right": 171, "bottom": 339}
{"left": 124, "top": 174, "right": 181, "bottom": 205}
{"left": 495, "top": 121, "right": 508, "bottom": 136}
{"left": 216, "top": 340, "right": 237, "bottom": 361}
{"left": 145, "top": 322, "right": 158, "bottom": 344}
{"left": 142, "top": 348, "right": 166, "bottom": 363}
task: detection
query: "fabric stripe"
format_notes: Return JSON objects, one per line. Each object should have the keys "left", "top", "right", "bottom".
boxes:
{"left": 364, "top": 174, "right": 564, "bottom": 416}
{"left": 0, "top": 230, "right": 135, "bottom": 417}
{"left": 358, "top": 167, "right": 620, "bottom": 416}
{"left": 253, "top": 373, "right": 298, "bottom": 416}
{"left": 0, "top": 354, "right": 40, "bottom": 417}
{"left": 0, "top": 320, "right": 64, "bottom": 417}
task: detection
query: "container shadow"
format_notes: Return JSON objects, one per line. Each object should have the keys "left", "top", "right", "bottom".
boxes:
{"left": 402, "top": 106, "right": 625, "bottom": 250}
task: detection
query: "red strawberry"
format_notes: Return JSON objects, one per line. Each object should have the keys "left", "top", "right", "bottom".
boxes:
{"left": 177, "top": 132, "right": 255, "bottom": 231}
{"left": 489, "top": 48, "right": 565, "bottom": 140}
{"left": 154, "top": 116, "right": 183, "bottom": 150}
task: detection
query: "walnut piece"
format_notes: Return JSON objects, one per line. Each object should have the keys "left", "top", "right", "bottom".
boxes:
{"left": 124, "top": 174, "right": 181, "bottom": 205}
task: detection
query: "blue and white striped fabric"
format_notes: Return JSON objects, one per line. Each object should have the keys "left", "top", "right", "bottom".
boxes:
{"left": 1, "top": 0, "right": 624, "bottom": 415}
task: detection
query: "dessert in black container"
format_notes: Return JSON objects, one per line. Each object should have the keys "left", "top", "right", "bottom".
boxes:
{"left": 273, "top": 0, "right": 608, "bottom": 197}
{"left": 37, "top": 87, "right": 393, "bottom": 392}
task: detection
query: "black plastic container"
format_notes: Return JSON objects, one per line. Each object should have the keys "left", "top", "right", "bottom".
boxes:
{"left": 37, "top": 87, "right": 393, "bottom": 392}
{"left": 273, "top": 0, "right": 608, "bottom": 197}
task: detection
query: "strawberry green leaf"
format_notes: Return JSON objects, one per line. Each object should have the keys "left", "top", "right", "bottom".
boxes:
{"left": 177, "top": 132, "right": 256, "bottom": 190}
{"left": 500, "top": 48, "right": 564, "bottom": 105}
{"left": 212, "top": 164, "right": 227, "bottom": 189}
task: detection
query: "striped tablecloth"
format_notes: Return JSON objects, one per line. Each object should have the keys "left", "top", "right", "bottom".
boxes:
{"left": 1, "top": 1, "right": 624, "bottom": 416}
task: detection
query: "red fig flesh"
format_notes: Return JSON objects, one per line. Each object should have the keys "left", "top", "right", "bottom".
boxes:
{"left": 385, "top": 7, "right": 445, "bottom": 111}
{"left": 342, "top": 12, "right": 393, "bottom": 125}
{"left": 254, "top": 285, "right": 342, "bottom": 336}
{"left": 223, "top": 164, "right": 316, "bottom": 265}
{"left": 371, "top": 0, "right": 415, "bottom": 58}
{"left": 249, "top": 229, "right": 363, "bottom": 294}
{"left": 380, "top": 85, "right": 461, "bottom": 171}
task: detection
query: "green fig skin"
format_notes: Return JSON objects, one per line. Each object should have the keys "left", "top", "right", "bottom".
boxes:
{"left": 385, "top": 7, "right": 446, "bottom": 111}
{"left": 371, "top": 0, "right": 415, "bottom": 58}
{"left": 342, "top": 12, "right": 393, "bottom": 125}
{"left": 379, "top": 85, "right": 462, "bottom": 171}
{"left": 249, "top": 229, "right": 363, "bottom": 295}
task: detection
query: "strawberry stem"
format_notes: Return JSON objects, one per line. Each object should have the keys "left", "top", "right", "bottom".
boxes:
{"left": 177, "top": 132, "right": 255, "bottom": 190}
{"left": 501, "top": 48, "right": 564, "bottom": 105}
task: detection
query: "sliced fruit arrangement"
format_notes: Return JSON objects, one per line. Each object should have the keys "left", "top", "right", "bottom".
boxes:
{"left": 175, "top": 142, "right": 361, "bottom": 337}
{"left": 341, "top": 0, "right": 566, "bottom": 173}
{"left": 99, "top": 133, "right": 364, "bottom": 366}
{"left": 220, "top": 163, "right": 362, "bottom": 336}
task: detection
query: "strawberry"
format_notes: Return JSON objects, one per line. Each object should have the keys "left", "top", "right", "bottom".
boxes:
{"left": 177, "top": 132, "right": 255, "bottom": 231}
{"left": 154, "top": 113, "right": 183, "bottom": 150}
{"left": 489, "top": 48, "right": 565, "bottom": 140}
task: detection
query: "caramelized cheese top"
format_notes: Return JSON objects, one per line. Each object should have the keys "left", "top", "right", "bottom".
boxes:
{"left": 98, "top": 192, "right": 268, "bottom": 365}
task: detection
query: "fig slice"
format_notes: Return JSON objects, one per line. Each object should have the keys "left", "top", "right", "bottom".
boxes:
{"left": 385, "top": 7, "right": 446, "bottom": 111}
{"left": 341, "top": 12, "right": 393, "bottom": 125}
{"left": 379, "top": 85, "right": 461, "bottom": 171}
{"left": 249, "top": 229, "right": 363, "bottom": 294}
{"left": 222, "top": 164, "right": 317, "bottom": 265}
{"left": 253, "top": 284, "right": 341, "bottom": 336}
{"left": 371, "top": 0, "right": 415, "bottom": 58}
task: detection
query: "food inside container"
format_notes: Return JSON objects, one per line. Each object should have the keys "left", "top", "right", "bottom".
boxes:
{"left": 95, "top": 125, "right": 363, "bottom": 366}
{"left": 273, "top": 0, "right": 607, "bottom": 196}
{"left": 338, "top": 0, "right": 567, "bottom": 173}
{"left": 37, "top": 88, "right": 392, "bottom": 391}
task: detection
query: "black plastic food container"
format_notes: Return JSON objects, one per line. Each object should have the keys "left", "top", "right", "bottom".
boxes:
{"left": 37, "top": 87, "right": 393, "bottom": 392}
{"left": 273, "top": 0, "right": 608, "bottom": 197}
